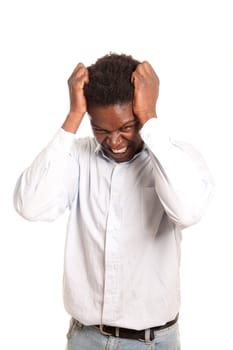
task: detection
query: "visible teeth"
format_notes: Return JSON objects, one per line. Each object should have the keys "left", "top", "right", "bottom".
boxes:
{"left": 111, "top": 147, "right": 127, "bottom": 154}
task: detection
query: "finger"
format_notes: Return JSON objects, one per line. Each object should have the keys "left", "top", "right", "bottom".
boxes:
{"left": 131, "top": 71, "right": 135, "bottom": 84}
{"left": 72, "top": 62, "right": 85, "bottom": 74}
{"left": 75, "top": 67, "right": 88, "bottom": 80}
{"left": 143, "top": 62, "right": 159, "bottom": 82}
{"left": 134, "top": 62, "right": 148, "bottom": 76}
{"left": 137, "top": 62, "right": 157, "bottom": 80}
{"left": 82, "top": 71, "right": 89, "bottom": 85}
{"left": 141, "top": 61, "right": 154, "bottom": 71}
{"left": 69, "top": 66, "right": 88, "bottom": 85}
{"left": 131, "top": 70, "right": 144, "bottom": 87}
{"left": 131, "top": 67, "right": 145, "bottom": 82}
{"left": 69, "top": 63, "right": 87, "bottom": 82}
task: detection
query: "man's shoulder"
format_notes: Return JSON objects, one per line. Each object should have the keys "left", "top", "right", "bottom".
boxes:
{"left": 73, "top": 136, "right": 98, "bottom": 154}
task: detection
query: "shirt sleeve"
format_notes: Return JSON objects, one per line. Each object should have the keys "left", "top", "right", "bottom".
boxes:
{"left": 13, "top": 128, "right": 79, "bottom": 222}
{"left": 140, "top": 118, "right": 215, "bottom": 228}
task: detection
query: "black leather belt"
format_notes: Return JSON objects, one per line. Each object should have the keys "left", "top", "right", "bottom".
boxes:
{"left": 96, "top": 314, "right": 179, "bottom": 341}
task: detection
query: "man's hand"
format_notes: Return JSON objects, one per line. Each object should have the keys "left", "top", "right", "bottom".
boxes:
{"left": 131, "top": 61, "right": 159, "bottom": 127}
{"left": 62, "top": 63, "right": 89, "bottom": 133}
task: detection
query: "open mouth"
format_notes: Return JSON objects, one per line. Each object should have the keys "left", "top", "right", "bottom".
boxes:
{"left": 111, "top": 146, "right": 128, "bottom": 154}
{"left": 103, "top": 145, "right": 131, "bottom": 161}
{"left": 101, "top": 143, "right": 135, "bottom": 162}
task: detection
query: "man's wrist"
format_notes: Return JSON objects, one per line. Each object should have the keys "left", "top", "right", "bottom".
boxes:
{"left": 62, "top": 111, "right": 85, "bottom": 133}
{"left": 138, "top": 114, "right": 157, "bottom": 127}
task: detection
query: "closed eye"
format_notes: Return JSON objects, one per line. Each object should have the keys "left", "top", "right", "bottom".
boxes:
{"left": 92, "top": 127, "right": 110, "bottom": 134}
{"left": 120, "top": 123, "right": 137, "bottom": 132}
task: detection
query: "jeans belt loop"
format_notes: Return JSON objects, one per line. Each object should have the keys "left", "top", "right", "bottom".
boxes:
{"left": 144, "top": 328, "right": 152, "bottom": 344}
{"left": 115, "top": 327, "right": 120, "bottom": 337}
{"left": 99, "top": 325, "right": 120, "bottom": 337}
{"left": 99, "top": 325, "right": 112, "bottom": 336}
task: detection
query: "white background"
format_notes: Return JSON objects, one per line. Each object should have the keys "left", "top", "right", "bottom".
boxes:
{"left": 0, "top": 0, "right": 232, "bottom": 349}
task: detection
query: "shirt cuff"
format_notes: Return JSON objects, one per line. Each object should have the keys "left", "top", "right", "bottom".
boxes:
{"left": 140, "top": 118, "right": 171, "bottom": 147}
{"left": 47, "top": 128, "right": 76, "bottom": 153}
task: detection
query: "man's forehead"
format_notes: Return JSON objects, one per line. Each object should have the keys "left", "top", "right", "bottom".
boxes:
{"left": 88, "top": 103, "right": 135, "bottom": 128}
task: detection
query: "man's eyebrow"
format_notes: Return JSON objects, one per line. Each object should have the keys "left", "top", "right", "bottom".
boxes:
{"left": 122, "top": 119, "right": 138, "bottom": 126}
{"left": 91, "top": 119, "right": 136, "bottom": 129}
{"left": 90, "top": 123, "right": 108, "bottom": 130}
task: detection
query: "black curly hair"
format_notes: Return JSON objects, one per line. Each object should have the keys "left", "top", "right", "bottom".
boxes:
{"left": 84, "top": 53, "right": 140, "bottom": 108}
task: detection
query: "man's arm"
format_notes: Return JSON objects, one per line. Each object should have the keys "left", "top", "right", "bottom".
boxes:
{"left": 14, "top": 64, "right": 89, "bottom": 222}
{"left": 132, "top": 62, "right": 214, "bottom": 228}
{"left": 62, "top": 62, "right": 89, "bottom": 133}
{"left": 131, "top": 60, "right": 159, "bottom": 125}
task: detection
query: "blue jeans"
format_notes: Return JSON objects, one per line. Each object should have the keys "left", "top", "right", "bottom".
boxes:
{"left": 66, "top": 319, "right": 180, "bottom": 350}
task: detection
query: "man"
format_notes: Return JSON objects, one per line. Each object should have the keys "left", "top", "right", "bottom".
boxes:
{"left": 14, "top": 53, "right": 214, "bottom": 349}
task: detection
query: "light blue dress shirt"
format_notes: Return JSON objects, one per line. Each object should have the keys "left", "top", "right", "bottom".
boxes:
{"left": 14, "top": 118, "right": 214, "bottom": 329}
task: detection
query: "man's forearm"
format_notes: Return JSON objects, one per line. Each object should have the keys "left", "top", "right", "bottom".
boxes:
{"left": 62, "top": 112, "right": 85, "bottom": 134}
{"left": 140, "top": 118, "right": 215, "bottom": 228}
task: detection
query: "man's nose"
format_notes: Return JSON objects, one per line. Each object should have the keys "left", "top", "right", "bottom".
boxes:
{"left": 107, "top": 131, "right": 122, "bottom": 148}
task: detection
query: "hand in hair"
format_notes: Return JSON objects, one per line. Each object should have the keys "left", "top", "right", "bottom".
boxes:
{"left": 131, "top": 61, "right": 159, "bottom": 127}
{"left": 62, "top": 63, "right": 89, "bottom": 133}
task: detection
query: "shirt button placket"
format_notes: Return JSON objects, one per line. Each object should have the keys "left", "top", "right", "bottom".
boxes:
{"left": 102, "top": 165, "right": 122, "bottom": 324}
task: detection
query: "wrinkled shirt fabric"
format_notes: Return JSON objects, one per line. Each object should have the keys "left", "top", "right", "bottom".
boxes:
{"left": 14, "top": 118, "right": 214, "bottom": 329}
